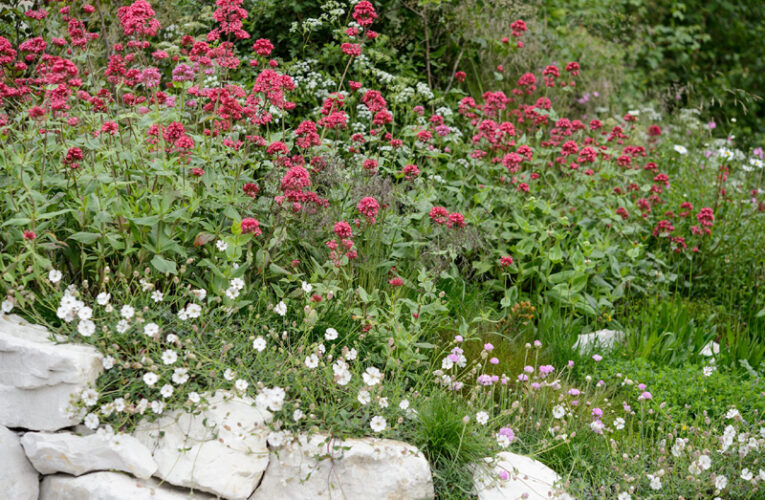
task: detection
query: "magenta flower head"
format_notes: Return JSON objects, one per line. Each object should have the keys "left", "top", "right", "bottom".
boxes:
{"left": 592, "top": 408, "right": 603, "bottom": 418}
{"left": 534, "top": 340, "right": 542, "bottom": 348}
{"left": 454, "top": 335, "right": 463, "bottom": 343}
{"left": 592, "top": 354, "right": 603, "bottom": 362}
{"left": 638, "top": 383, "right": 646, "bottom": 390}
{"left": 490, "top": 357, "right": 499, "bottom": 365}
{"left": 498, "top": 470, "right": 509, "bottom": 481}
{"left": 523, "top": 365, "right": 534, "bottom": 374}
{"left": 638, "top": 391, "right": 653, "bottom": 401}
{"left": 484, "top": 343, "right": 494, "bottom": 352}
{"left": 568, "top": 360, "right": 575, "bottom": 368}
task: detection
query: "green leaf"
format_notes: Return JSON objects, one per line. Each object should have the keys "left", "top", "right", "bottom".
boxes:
{"left": 151, "top": 254, "right": 177, "bottom": 275}
{"left": 69, "top": 232, "right": 101, "bottom": 244}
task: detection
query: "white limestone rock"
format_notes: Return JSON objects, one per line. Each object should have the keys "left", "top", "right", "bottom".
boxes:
{"left": 0, "top": 425, "right": 39, "bottom": 500}
{"left": 39, "top": 471, "right": 215, "bottom": 500}
{"left": 0, "top": 314, "right": 103, "bottom": 430}
{"left": 249, "top": 433, "right": 435, "bottom": 500}
{"left": 474, "top": 452, "right": 572, "bottom": 500}
{"left": 573, "top": 328, "right": 626, "bottom": 354}
{"left": 20, "top": 430, "right": 157, "bottom": 478}
{"left": 133, "top": 390, "right": 272, "bottom": 500}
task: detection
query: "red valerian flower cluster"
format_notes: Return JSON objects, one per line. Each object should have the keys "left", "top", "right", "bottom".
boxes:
{"left": 429, "top": 207, "right": 466, "bottom": 228}
{"left": 117, "top": 1, "right": 161, "bottom": 38}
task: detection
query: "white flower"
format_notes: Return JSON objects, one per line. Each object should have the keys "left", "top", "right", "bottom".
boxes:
{"left": 698, "top": 455, "right": 712, "bottom": 470}
{"left": 274, "top": 301, "right": 287, "bottom": 316}
{"left": 252, "top": 336, "right": 266, "bottom": 352}
{"left": 160, "top": 384, "right": 174, "bottom": 398}
{"left": 370, "top": 416, "right": 386, "bottom": 433}
{"left": 48, "top": 269, "right": 62, "bottom": 283}
{"left": 648, "top": 474, "right": 662, "bottom": 490}
{"left": 225, "top": 287, "right": 240, "bottom": 300}
{"left": 216, "top": 239, "right": 228, "bottom": 251}
{"left": 1, "top": 299, "right": 13, "bottom": 314}
{"left": 617, "top": 493, "right": 631, "bottom": 500}
{"left": 151, "top": 291, "right": 164, "bottom": 302}
{"left": 113, "top": 398, "right": 125, "bottom": 412}
{"left": 590, "top": 420, "right": 605, "bottom": 434}
{"left": 120, "top": 305, "right": 135, "bottom": 319}
{"left": 301, "top": 281, "right": 313, "bottom": 293}
{"left": 143, "top": 322, "right": 159, "bottom": 337}
{"left": 143, "top": 372, "right": 159, "bottom": 387}
{"left": 256, "top": 387, "right": 286, "bottom": 412}
{"left": 191, "top": 288, "right": 207, "bottom": 300}
{"left": 741, "top": 468, "right": 753, "bottom": 481}
{"left": 96, "top": 292, "right": 110, "bottom": 305}
{"left": 476, "top": 411, "right": 489, "bottom": 425}
{"left": 115, "top": 319, "right": 129, "bottom": 333}
{"left": 161, "top": 349, "right": 177, "bottom": 365}
{"left": 305, "top": 354, "right": 319, "bottom": 369}
{"left": 725, "top": 408, "right": 740, "bottom": 419}
{"left": 715, "top": 475, "right": 727, "bottom": 490}
{"left": 357, "top": 389, "right": 371, "bottom": 405}
{"left": 102, "top": 355, "right": 115, "bottom": 370}
{"left": 235, "top": 379, "right": 249, "bottom": 392}
{"left": 325, "top": 327, "right": 338, "bottom": 340}
{"left": 496, "top": 434, "right": 511, "bottom": 449}
{"left": 673, "top": 144, "right": 688, "bottom": 155}
{"left": 362, "top": 366, "right": 383, "bottom": 386}
{"left": 399, "top": 399, "right": 410, "bottom": 411}
{"left": 378, "top": 397, "right": 389, "bottom": 408}
{"left": 224, "top": 368, "right": 236, "bottom": 381}
{"left": 151, "top": 400, "right": 165, "bottom": 414}
{"left": 230, "top": 278, "right": 245, "bottom": 291}
{"left": 293, "top": 409, "right": 304, "bottom": 422}
{"left": 345, "top": 348, "right": 357, "bottom": 361}
{"left": 140, "top": 279, "right": 154, "bottom": 292}
{"left": 186, "top": 303, "right": 202, "bottom": 319}
{"left": 552, "top": 405, "right": 566, "bottom": 419}
{"left": 267, "top": 431, "right": 285, "bottom": 447}
{"left": 671, "top": 438, "right": 687, "bottom": 457}
{"left": 703, "top": 365, "right": 716, "bottom": 376}
{"left": 77, "top": 319, "right": 96, "bottom": 337}
{"left": 172, "top": 368, "right": 189, "bottom": 385}
{"left": 136, "top": 398, "right": 148, "bottom": 414}
{"left": 166, "top": 333, "right": 179, "bottom": 343}
{"left": 81, "top": 388, "right": 98, "bottom": 406}
{"left": 84, "top": 413, "right": 99, "bottom": 430}
{"left": 188, "top": 392, "right": 200, "bottom": 404}
{"left": 77, "top": 306, "right": 92, "bottom": 320}
{"left": 614, "top": 417, "right": 626, "bottom": 430}
{"left": 759, "top": 469, "right": 765, "bottom": 481}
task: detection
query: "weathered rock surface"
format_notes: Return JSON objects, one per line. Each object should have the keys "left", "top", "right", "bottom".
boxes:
{"left": 21, "top": 430, "right": 157, "bottom": 478}
{"left": 249, "top": 433, "right": 435, "bottom": 500}
{"left": 474, "top": 452, "right": 572, "bottom": 500}
{"left": 0, "top": 425, "right": 39, "bottom": 500}
{"left": 0, "top": 314, "right": 102, "bottom": 430}
{"left": 573, "top": 328, "right": 626, "bottom": 354}
{"left": 133, "top": 391, "right": 272, "bottom": 500}
{"left": 39, "top": 471, "right": 215, "bottom": 499}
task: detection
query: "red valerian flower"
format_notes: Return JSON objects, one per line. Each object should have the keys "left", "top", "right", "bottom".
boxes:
{"left": 510, "top": 19, "right": 527, "bottom": 37}
{"left": 454, "top": 71, "right": 466, "bottom": 83}
{"left": 357, "top": 196, "right": 380, "bottom": 224}
{"left": 333, "top": 221, "right": 353, "bottom": 239}
{"left": 191, "top": 168, "right": 205, "bottom": 176}
{"left": 499, "top": 256, "right": 514, "bottom": 267}
{"left": 116, "top": 0, "right": 161, "bottom": 38}
{"left": 448, "top": 212, "right": 466, "bottom": 228}
{"left": 565, "top": 61, "right": 580, "bottom": 76}
{"left": 252, "top": 38, "right": 274, "bottom": 56}
{"left": 402, "top": 164, "right": 419, "bottom": 179}
{"left": 23, "top": 230, "right": 36, "bottom": 241}
{"left": 696, "top": 207, "right": 715, "bottom": 227}
{"left": 429, "top": 206, "right": 449, "bottom": 225}
{"left": 242, "top": 183, "right": 259, "bottom": 199}
{"left": 389, "top": 277, "right": 403, "bottom": 287}
{"left": 341, "top": 43, "right": 362, "bottom": 57}
{"left": 648, "top": 124, "right": 662, "bottom": 136}
{"left": 352, "top": 1, "right": 378, "bottom": 26}
{"left": 241, "top": 218, "right": 262, "bottom": 235}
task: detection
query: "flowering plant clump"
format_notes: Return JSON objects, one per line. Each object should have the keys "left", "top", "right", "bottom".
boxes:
{"left": 0, "top": 1, "right": 763, "bottom": 498}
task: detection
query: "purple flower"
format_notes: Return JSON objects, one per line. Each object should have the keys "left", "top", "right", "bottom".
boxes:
{"left": 638, "top": 391, "right": 653, "bottom": 401}
{"left": 172, "top": 63, "right": 195, "bottom": 82}
{"left": 592, "top": 354, "right": 602, "bottom": 362}
{"left": 490, "top": 357, "right": 499, "bottom": 365}
{"left": 484, "top": 343, "right": 494, "bottom": 352}
{"left": 523, "top": 365, "right": 534, "bottom": 374}
{"left": 477, "top": 374, "right": 493, "bottom": 386}
{"left": 592, "top": 408, "right": 603, "bottom": 418}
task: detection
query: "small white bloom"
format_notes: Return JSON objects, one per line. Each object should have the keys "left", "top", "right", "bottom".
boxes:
{"left": 252, "top": 336, "right": 266, "bottom": 352}
{"left": 115, "top": 319, "right": 129, "bottom": 333}
{"left": 618, "top": 493, "right": 631, "bottom": 500}
{"left": 698, "top": 454, "right": 712, "bottom": 470}
{"left": 673, "top": 144, "right": 688, "bottom": 155}
{"left": 188, "top": 391, "right": 200, "bottom": 404}
{"left": 160, "top": 384, "right": 174, "bottom": 398}
{"left": 703, "top": 365, "right": 717, "bottom": 376}
{"left": 230, "top": 278, "right": 245, "bottom": 291}
{"left": 274, "top": 301, "right": 287, "bottom": 316}
{"left": 48, "top": 269, "right": 63, "bottom": 283}
{"left": 102, "top": 355, "right": 115, "bottom": 370}
{"left": 399, "top": 399, "right": 410, "bottom": 411}
{"left": 172, "top": 367, "right": 189, "bottom": 385}
{"left": 370, "top": 416, "right": 386, "bottom": 433}
{"left": 151, "top": 400, "right": 165, "bottom": 414}
{"left": 1, "top": 299, "right": 13, "bottom": 314}
{"left": 161, "top": 349, "right": 177, "bottom": 365}
{"left": 325, "top": 327, "right": 338, "bottom": 340}
{"left": 77, "top": 319, "right": 96, "bottom": 337}
{"left": 143, "top": 322, "right": 159, "bottom": 337}
{"left": 725, "top": 408, "right": 740, "bottom": 419}
{"left": 113, "top": 398, "right": 125, "bottom": 412}
{"left": 83, "top": 413, "right": 99, "bottom": 430}
{"left": 77, "top": 306, "right": 92, "bottom": 320}
{"left": 715, "top": 475, "right": 727, "bottom": 490}
{"left": 143, "top": 372, "right": 159, "bottom": 387}
{"left": 224, "top": 368, "right": 236, "bottom": 381}
{"left": 362, "top": 366, "right": 383, "bottom": 386}
{"left": 345, "top": 348, "right": 357, "bottom": 361}
{"left": 293, "top": 409, "right": 304, "bottom": 422}
{"left": 378, "top": 397, "right": 389, "bottom": 408}
{"left": 648, "top": 474, "right": 662, "bottom": 490}
{"left": 305, "top": 354, "right": 319, "bottom": 369}
{"left": 235, "top": 379, "right": 249, "bottom": 392}
{"left": 186, "top": 303, "right": 202, "bottom": 319}
{"left": 96, "top": 292, "right": 110, "bottom": 305}
{"left": 741, "top": 468, "right": 753, "bottom": 481}
{"left": 81, "top": 388, "right": 98, "bottom": 406}
{"left": 614, "top": 417, "right": 626, "bottom": 430}
{"left": 301, "top": 281, "right": 313, "bottom": 293}
{"left": 476, "top": 411, "right": 489, "bottom": 425}
{"left": 216, "top": 239, "right": 228, "bottom": 251}
{"left": 552, "top": 405, "right": 566, "bottom": 419}
{"left": 267, "top": 431, "right": 285, "bottom": 447}
{"left": 357, "top": 389, "right": 371, "bottom": 405}
{"left": 151, "top": 291, "right": 164, "bottom": 302}
{"left": 120, "top": 305, "right": 135, "bottom": 319}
